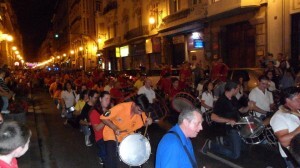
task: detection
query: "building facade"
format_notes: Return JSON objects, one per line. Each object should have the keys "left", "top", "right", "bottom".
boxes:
{"left": 0, "top": 0, "right": 23, "bottom": 68}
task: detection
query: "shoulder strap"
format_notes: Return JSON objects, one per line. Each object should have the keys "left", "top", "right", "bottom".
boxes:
{"left": 168, "top": 131, "right": 198, "bottom": 168}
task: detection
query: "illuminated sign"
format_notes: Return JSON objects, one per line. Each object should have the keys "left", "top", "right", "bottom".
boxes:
{"left": 120, "top": 45, "right": 129, "bottom": 57}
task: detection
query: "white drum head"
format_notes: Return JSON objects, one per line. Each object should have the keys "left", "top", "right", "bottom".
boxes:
{"left": 118, "top": 133, "right": 151, "bottom": 166}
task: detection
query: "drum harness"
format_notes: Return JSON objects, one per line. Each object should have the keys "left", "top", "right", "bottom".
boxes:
{"left": 167, "top": 131, "right": 198, "bottom": 168}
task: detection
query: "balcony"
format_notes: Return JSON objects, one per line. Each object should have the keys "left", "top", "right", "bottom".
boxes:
{"left": 162, "top": 9, "right": 190, "bottom": 24}
{"left": 207, "top": 0, "right": 260, "bottom": 17}
{"left": 124, "top": 26, "right": 149, "bottom": 41}
{"left": 103, "top": 1, "right": 117, "bottom": 15}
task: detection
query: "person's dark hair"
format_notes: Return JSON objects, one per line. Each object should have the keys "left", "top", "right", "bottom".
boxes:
{"left": 290, "top": 133, "right": 300, "bottom": 165}
{"left": 0, "top": 68, "right": 5, "bottom": 75}
{"left": 171, "top": 77, "right": 179, "bottom": 84}
{"left": 88, "top": 90, "right": 98, "bottom": 98}
{"left": 224, "top": 81, "right": 238, "bottom": 92}
{"left": 134, "top": 94, "right": 149, "bottom": 112}
{"left": 178, "top": 107, "right": 201, "bottom": 124}
{"left": 258, "top": 75, "right": 269, "bottom": 82}
{"left": 202, "top": 80, "right": 212, "bottom": 93}
{"left": 63, "top": 81, "right": 73, "bottom": 91}
{"left": 79, "top": 89, "right": 89, "bottom": 100}
{"left": 93, "top": 91, "right": 111, "bottom": 115}
{"left": 265, "top": 70, "right": 275, "bottom": 80}
{"left": 0, "top": 121, "right": 31, "bottom": 155}
{"left": 279, "top": 87, "right": 300, "bottom": 105}
{"left": 56, "top": 83, "right": 63, "bottom": 91}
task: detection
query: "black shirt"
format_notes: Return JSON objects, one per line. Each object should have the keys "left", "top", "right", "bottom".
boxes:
{"left": 213, "top": 94, "right": 241, "bottom": 132}
{"left": 78, "top": 103, "right": 92, "bottom": 121}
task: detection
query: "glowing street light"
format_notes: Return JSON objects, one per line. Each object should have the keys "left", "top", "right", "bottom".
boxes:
{"left": 79, "top": 46, "right": 83, "bottom": 51}
{"left": 70, "top": 50, "right": 75, "bottom": 55}
{"left": 12, "top": 46, "right": 17, "bottom": 51}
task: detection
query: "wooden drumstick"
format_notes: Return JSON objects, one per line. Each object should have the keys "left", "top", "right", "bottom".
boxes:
{"left": 144, "top": 112, "right": 151, "bottom": 137}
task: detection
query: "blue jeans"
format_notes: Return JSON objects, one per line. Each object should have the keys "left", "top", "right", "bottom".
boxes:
{"left": 96, "top": 139, "right": 106, "bottom": 159}
{"left": 210, "top": 129, "right": 242, "bottom": 159}
{"left": 1, "top": 96, "right": 8, "bottom": 111}
{"left": 81, "top": 125, "right": 91, "bottom": 136}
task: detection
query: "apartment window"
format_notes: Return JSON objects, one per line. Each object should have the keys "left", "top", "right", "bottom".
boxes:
{"left": 173, "top": 0, "right": 180, "bottom": 12}
{"left": 96, "top": 0, "right": 102, "bottom": 12}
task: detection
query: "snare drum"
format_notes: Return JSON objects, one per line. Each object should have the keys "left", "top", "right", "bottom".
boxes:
{"left": 171, "top": 92, "right": 196, "bottom": 113}
{"left": 264, "top": 125, "right": 278, "bottom": 147}
{"left": 236, "top": 116, "right": 265, "bottom": 144}
{"left": 151, "top": 101, "right": 169, "bottom": 120}
{"left": 118, "top": 133, "right": 151, "bottom": 166}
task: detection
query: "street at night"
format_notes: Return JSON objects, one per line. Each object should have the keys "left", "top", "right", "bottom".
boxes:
{"left": 0, "top": 0, "right": 299, "bottom": 168}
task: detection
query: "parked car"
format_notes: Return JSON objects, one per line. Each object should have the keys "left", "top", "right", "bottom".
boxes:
{"left": 228, "top": 68, "right": 264, "bottom": 92}
{"left": 147, "top": 69, "right": 180, "bottom": 89}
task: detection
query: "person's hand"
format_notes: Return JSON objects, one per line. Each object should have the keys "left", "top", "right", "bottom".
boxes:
{"left": 146, "top": 118, "right": 153, "bottom": 126}
{"left": 0, "top": 113, "right": 3, "bottom": 124}
{"left": 227, "top": 120, "right": 236, "bottom": 126}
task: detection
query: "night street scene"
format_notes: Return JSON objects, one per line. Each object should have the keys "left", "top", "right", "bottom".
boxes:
{"left": 0, "top": 0, "right": 300, "bottom": 168}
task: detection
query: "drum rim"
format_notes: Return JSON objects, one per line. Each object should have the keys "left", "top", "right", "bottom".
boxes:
{"left": 237, "top": 115, "right": 265, "bottom": 139}
{"left": 118, "top": 133, "right": 151, "bottom": 166}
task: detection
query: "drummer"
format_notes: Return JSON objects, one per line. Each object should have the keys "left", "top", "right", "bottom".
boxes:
{"left": 100, "top": 94, "right": 153, "bottom": 168}
{"left": 249, "top": 75, "right": 275, "bottom": 121}
{"left": 201, "top": 81, "right": 254, "bottom": 159}
{"left": 270, "top": 87, "right": 300, "bottom": 167}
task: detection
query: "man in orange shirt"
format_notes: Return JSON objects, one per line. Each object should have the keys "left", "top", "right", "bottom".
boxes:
{"left": 100, "top": 94, "right": 152, "bottom": 168}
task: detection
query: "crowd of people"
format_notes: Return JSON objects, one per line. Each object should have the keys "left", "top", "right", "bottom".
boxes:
{"left": 0, "top": 53, "right": 299, "bottom": 168}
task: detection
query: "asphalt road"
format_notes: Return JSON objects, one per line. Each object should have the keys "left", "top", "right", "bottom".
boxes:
{"left": 17, "top": 89, "right": 286, "bottom": 168}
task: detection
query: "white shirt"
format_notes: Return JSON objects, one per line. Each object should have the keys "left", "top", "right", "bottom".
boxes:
{"left": 268, "top": 81, "right": 276, "bottom": 92}
{"left": 61, "top": 90, "right": 76, "bottom": 108}
{"left": 270, "top": 107, "right": 300, "bottom": 157}
{"left": 138, "top": 86, "right": 156, "bottom": 104}
{"left": 201, "top": 91, "right": 214, "bottom": 113}
{"left": 249, "top": 87, "right": 274, "bottom": 117}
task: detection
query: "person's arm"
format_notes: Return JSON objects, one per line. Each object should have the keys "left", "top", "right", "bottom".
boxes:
{"left": 101, "top": 119, "right": 123, "bottom": 135}
{"left": 201, "top": 100, "right": 212, "bottom": 110}
{"left": 211, "top": 113, "right": 236, "bottom": 126}
{"left": 275, "top": 126, "right": 300, "bottom": 147}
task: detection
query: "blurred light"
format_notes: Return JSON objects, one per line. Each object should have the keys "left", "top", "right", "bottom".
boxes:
{"left": 63, "top": 53, "right": 67, "bottom": 57}
{"left": 12, "top": 46, "right": 17, "bottom": 50}
{"left": 149, "top": 17, "right": 155, "bottom": 24}
{"left": 70, "top": 50, "right": 75, "bottom": 55}
{"left": 192, "top": 32, "right": 201, "bottom": 39}
{"left": 79, "top": 46, "right": 83, "bottom": 51}
{"left": 14, "top": 51, "right": 19, "bottom": 54}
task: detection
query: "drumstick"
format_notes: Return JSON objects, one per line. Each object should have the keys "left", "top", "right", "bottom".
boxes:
{"left": 226, "top": 122, "right": 254, "bottom": 125}
{"left": 144, "top": 112, "right": 151, "bottom": 137}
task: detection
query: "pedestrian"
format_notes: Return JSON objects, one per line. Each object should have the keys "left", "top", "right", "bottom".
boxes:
{"left": 78, "top": 90, "right": 99, "bottom": 147}
{"left": 89, "top": 91, "right": 111, "bottom": 166}
{"left": 0, "top": 121, "right": 31, "bottom": 168}
{"left": 156, "top": 107, "right": 203, "bottom": 168}
{"left": 0, "top": 68, "right": 14, "bottom": 114}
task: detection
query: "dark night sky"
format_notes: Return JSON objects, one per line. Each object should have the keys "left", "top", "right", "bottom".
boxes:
{"left": 11, "top": 0, "right": 57, "bottom": 62}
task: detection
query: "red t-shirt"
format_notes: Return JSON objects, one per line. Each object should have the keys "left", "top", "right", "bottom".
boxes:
{"left": 0, "top": 158, "right": 18, "bottom": 168}
{"left": 89, "top": 109, "right": 104, "bottom": 142}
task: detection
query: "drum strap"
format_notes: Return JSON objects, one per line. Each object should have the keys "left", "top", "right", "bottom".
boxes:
{"left": 168, "top": 131, "right": 198, "bottom": 168}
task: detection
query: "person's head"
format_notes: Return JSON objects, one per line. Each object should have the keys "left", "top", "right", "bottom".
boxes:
{"left": 88, "top": 90, "right": 99, "bottom": 105}
{"left": 79, "top": 89, "right": 89, "bottom": 101}
{"left": 265, "top": 70, "right": 274, "bottom": 80}
{"left": 93, "top": 91, "right": 111, "bottom": 114}
{"left": 258, "top": 75, "right": 269, "bottom": 91}
{"left": 290, "top": 133, "right": 300, "bottom": 165}
{"left": 144, "top": 78, "right": 152, "bottom": 88}
{"left": 56, "top": 83, "right": 63, "bottom": 91}
{"left": 203, "top": 80, "right": 213, "bottom": 93}
{"left": 0, "top": 68, "right": 6, "bottom": 78}
{"left": 280, "top": 87, "right": 300, "bottom": 111}
{"left": 171, "top": 78, "right": 179, "bottom": 89}
{"left": 0, "top": 121, "right": 31, "bottom": 158}
{"left": 178, "top": 108, "right": 203, "bottom": 138}
{"left": 133, "top": 94, "right": 149, "bottom": 115}
{"left": 81, "top": 84, "right": 87, "bottom": 92}
{"left": 63, "top": 81, "right": 73, "bottom": 91}
{"left": 224, "top": 81, "right": 239, "bottom": 96}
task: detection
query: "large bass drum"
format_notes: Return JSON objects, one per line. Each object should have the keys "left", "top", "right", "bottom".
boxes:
{"left": 171, "top": 92, "right": 196, "bottom": 113}
{"left": 118, "top": 133, "right": 151, "bottom": 166}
